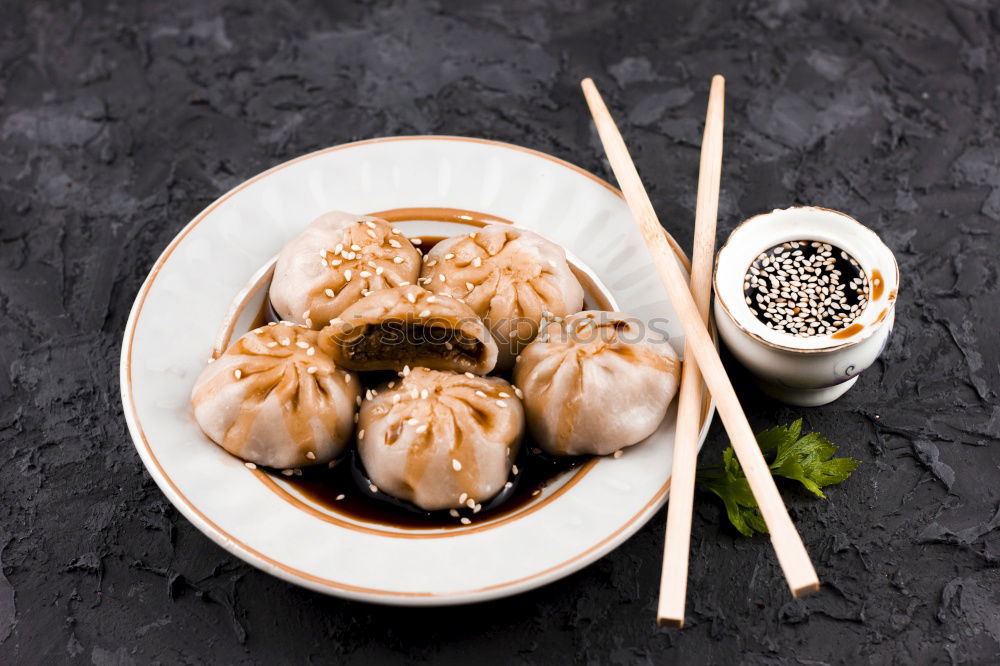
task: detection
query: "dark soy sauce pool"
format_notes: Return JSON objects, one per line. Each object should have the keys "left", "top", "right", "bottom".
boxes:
{"left": 249, "top": 232, "right": 609, "bottom": 529}
{"left": 278, "top": 449, "right": 584, "bottom": 530}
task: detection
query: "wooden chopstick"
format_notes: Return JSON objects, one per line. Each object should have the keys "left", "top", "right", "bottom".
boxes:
{"left": 580, "top": 77, "right": 820, "bottom": 600}
{"left": 657, "top": 75, "right": 725, "bottom": 627}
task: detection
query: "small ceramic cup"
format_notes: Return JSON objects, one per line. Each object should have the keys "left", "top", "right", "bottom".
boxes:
{"left": 713, "top": 206, "right": 899, "bottom": 407}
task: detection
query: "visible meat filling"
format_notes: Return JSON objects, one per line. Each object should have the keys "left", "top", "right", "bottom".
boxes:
{"left": 346, "top": 321, "right": 483, "bottom": 364}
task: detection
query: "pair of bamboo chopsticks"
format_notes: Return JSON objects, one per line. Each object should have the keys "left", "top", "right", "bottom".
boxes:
{"left": 580, "top": 77, "right": 820, "bottom": 626}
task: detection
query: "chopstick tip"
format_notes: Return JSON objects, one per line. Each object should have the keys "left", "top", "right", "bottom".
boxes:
{"left": 657, "top": 616, "right": 684, "bottom": 628}
{"left": 791, "top": 581, "right": 821, "bottom": 599}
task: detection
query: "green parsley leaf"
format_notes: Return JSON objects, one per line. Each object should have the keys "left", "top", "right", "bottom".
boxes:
{"left": 696, "top": 448, "right": 767, "bottom": 537}
{"left": 695, "top": 420, "right": 861, "bottom": 536}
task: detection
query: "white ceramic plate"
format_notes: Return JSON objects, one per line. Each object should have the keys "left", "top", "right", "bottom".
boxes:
{"left": 120, "top": 136, "right": 714, "bottom": 605}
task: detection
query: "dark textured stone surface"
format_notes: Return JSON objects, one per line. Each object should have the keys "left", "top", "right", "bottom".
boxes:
{"left": 1, "top": 0, "right": 998, "bottom": 663}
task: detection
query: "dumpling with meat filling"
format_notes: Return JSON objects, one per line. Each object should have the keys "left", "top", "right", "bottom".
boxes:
{"left": 513, "top": 311, "right": 681, "bottom": 456}
{"left": 357, "top": 367, "right": 524, "bottom": 511}
{"left": 191, "top": 323, "right": 360, "bottom": 469}
{"left": 320, "top": 285, "right": 498, "bottom": 375}
{"left": 269, "top": 211, "right": 422, "bottom": 328}
{"left": 419, "top": 225, "right": 584, "bottom": 370}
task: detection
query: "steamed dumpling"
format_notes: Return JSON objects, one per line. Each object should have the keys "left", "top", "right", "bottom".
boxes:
{"left": 269, "top": 211, "right": 422, "bottom": 328}
{"left": 419, "top": 225, "right": 584, "bottom": 370}
{"left": 320, "top": 285, "right": 498, "bottom": 375}
{"left": 191, "top": 323, "right": 360, "bottom": 469}
{"left": 357, "top": 368, "right": 524, "bottom": 511}
{"left": 513, "top": 311, "right": 680, "bottom": 456}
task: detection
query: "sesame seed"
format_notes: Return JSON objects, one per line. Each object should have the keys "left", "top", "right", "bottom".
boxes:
{"left": 266, "top": 341, "right": 277, "bottom": 348}
{"left": 388, "top": 239, "right": 402, "bottom": 248}
{"left": 613, "top": 450, "right": 623, "bottom": 458}
{"left": 472, "top": 257, "right": 482, "bottom": 267}
{"left": 465, "top": 372, "right": 475, "bottom": 379}
{"left": 438, "top": 274, "right": 445, "bottom": 282}
{"left": 307, "top": 347, "right": 315, "bottom": 356}
{"left": 466, "top": 498, "right": 476, "bottom": 508}
{"left": 244, "top": 461, "right": 257, "bottom": 469}
{"left": 336, "top": 493, "right": 345, "bottom": 500}
{"left": 452, "top": 459, "right": 462, "bottom": 471}
{"left": 281, "top": 469, "right": 294, "bottom": 476}
{"left": 444, "top": 253, "right": 455, "bottom": 260}
{"left": 475, "top": 390, "right": 487, "bottom": 398}
{"left": 465, "top": 282, "right": 475, "bottom": 291}
{"left": 307, "top": 366, "right": 318, "bottom": 374}
{"left": 411, "top": 238, "right": 422, "bottom": 245}
{"left": 512, "top": 465, "right": 519, "bottom": 475}
{"left": 418, "top": 309, "right": 431, "bottom": 317}
{"left": 459, "top": 493, "right": 469, "bottom": 503}
{"left": 495, "top": 400, "right": 506, "bottom": 407}
{"left": 460, "top": 517, "right": 471, "bottom": 525}
{"left": 344, "top": 269, "right": 352, "bottom": 281}
{"left": 233, "top": 369, "right": 242, "bottom": 379}
{"left": 420, "top": 389, "right": 429, "bottom": 399}
{"left": 306, "top": 451, "right": 316, "bottom": 460}
{"left": 504, "top": 481, "right": 513, "bottom": 489}
{"left": 392, "top": 256, "right": 403, "bottom": 263}
{"left": 449, "top": 509, "right": 459, "bottom": 517}
{"left": 406, "top": 293, "right": 416, "bottom": 303}
{"left": 369, "top": 483, "right": 378, "bottom": 493}
{"left": 416, "top": 424, "right": 429, "bottom": 434}
{"left": 296, "top": 341, "right": 309, "bottom": 349}
{"left": 744, "top": 240, "right": 868, "bottom": 337}
{"left": 360, "top": 270, "right": 371, "bottom": 278}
